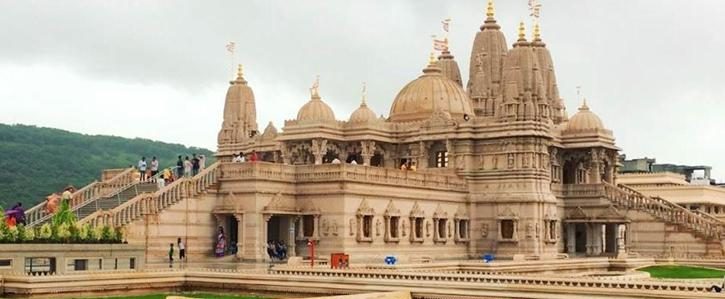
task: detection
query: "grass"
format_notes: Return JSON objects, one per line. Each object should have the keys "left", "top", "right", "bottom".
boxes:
{"left": 639, "top": 265, "right": 725, "bottom": 279}
{"left": 77, "top": 293, "right": 266, "bottom": 299}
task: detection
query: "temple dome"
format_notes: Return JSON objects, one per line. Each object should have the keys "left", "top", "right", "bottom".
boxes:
{"left": 389, "top": 60, "right": 473, "bottom": 123}
{"left": 349, "top": 102, "right": 377, "bottom": 123}
{"left": 567, "top": 101, "right": 605, "bottom": 131}
{"left": 296, "top": 94, "right": 336, "bottom": 122}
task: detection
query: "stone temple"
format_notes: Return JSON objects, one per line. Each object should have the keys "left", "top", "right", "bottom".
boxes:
{"left": 23, "top": 0, "right": 725, "bottom": 264}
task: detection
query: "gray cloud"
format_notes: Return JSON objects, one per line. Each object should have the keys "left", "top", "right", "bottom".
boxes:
{"left": 0, "top": 0, "right": 723, "bottom": 181}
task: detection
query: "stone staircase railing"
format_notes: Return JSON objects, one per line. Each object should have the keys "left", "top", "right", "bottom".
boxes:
{"left": 81, "top": 162, "right": 219, "bottom": 227}
{"left": 25, "top": 167, "right": 137, "bottom": 226}
{"left": 603, "top": 183, "right": 725, "bottom": 239}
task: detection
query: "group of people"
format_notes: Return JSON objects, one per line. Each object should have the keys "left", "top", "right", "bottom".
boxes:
{"left": 4, "top": 202, "right": 25, "bottom": 227}
{"left": 176, "top": 154, "right": 207, "bottom": 178}
{"left": 43, "top": 185, "right": 76, "bottom": 215}
{"left": 231, "top": 150, "right": 258, "bottom": 163}
{"left": 167, "top": 237, "right": 187, "bottom": 268}
{"left": 136, "top": 154, "right": 208, "bottom": 187}
{"left": 267, "top": 240, "right": 288, "bottom": 261}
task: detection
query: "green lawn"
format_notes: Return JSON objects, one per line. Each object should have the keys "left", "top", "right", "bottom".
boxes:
{"left": 78, "top": 293, "right": 265, "bottom": 299}
{"left": 639, "top": 265, "right": 725, "bottom": 279}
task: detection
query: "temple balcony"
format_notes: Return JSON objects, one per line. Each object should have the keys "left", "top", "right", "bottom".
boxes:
{"left": 218, "top": 161, "right": 468, "bottom": 192}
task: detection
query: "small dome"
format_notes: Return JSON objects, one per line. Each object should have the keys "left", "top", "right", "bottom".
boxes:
{"left": 567, "top": 101, "right": 605, "bottom": 131}
{"left": 389, "top": 62, "right": 473, "bottom": 123}
{"left": 297, "top": 95, "right": 336, "bottom": 122}
{"left": 349, "top": 102, "right": 377, "bottom": 123}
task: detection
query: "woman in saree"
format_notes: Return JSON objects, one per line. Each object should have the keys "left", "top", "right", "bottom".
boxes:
{"left": 215, "top": 226, "right": 226, "bottom": 257}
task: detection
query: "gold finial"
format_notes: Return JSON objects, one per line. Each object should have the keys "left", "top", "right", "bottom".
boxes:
{"left": 310, "top": 75, "right": 320, "bottom": 98}
{"left": 236, "top": 64, "right": 243, "bottom": 78}
{"left": 580, "top": 98, "right": 589, "bottom": 110}
{"left": 361, "top": 82, "right": 368, "bottom": 105}
{"left": 533, "top": 22, "right": 541, "bottom": 40}
{"left": 428, "top": 52, "right": 436, "bottom": 65}
{"left": 518, "top": 21, "right": 526, "bottom": 40}
{"left": 486, "top": 0, "right": 495, "bottom": 18}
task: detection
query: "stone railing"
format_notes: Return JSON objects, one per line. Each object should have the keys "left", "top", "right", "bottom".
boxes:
{"left": 604, "top": 183, "right": 725, "bottom": 239}
{"left": 220, "top": 162, "right": 467, "bottom": 191}
{"left": 25, "top": 167, "right": 136, "bottom": 226}
{"left": 82, "top": 162, "right": 219, "bottom": 227}
{"left": 560, "top": 184, "right": 607, "bottom": 198}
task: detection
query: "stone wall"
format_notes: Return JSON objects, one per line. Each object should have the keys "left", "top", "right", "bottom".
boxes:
{"left": 0, "top": 243, "right": 144, "bottom": 274}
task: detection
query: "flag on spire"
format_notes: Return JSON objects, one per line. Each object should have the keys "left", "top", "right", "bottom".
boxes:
{"left": 528, "top": 0, "right": 542, "bottom": 19}
{"left": 225, "top": 41, "right": 236, "bottom": 54}
{"left": 441, "top": 18, "right": 451, "bottom": 33}
{"left": 432, "top": 35, "right": 448, "bottom": 51}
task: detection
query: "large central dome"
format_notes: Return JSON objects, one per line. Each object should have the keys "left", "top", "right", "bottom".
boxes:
{"left": 389, "top": 61, "right": 473, "bottom": 123}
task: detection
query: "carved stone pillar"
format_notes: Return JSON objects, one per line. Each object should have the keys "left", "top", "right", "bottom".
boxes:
{"left": 589, "top": 149, "right": 602, "bottom": 184}
{"left": 360, "top": 141, "right": 376, "bottom": 166}
{"left": 418, "top": 141, "right": 430, "bottom": 169}
{"left": 313, "top": 215, "right": 321, "bottom": 239}
{"left": 446, "top": 139, "right": 454, "bottom": 169}
{"left": 616, "top": 223, "right": 627, "bottom": 258}
{"left": 262, "top": 213, "right": 272, "bottom": 262}
{"left": 566, "top": 223, "right": 576, "bottom": 254}
{"left": 234, "top": 213, "right": 244, "bottom": 259}
{"left": 280, "top": 143, "right": 291, "bottom": 165}
{"left": 288, "top": 216, "right": 297, "bottom": 257}
{"left": 312, "top": 139, "right": 328, "bottom": 165}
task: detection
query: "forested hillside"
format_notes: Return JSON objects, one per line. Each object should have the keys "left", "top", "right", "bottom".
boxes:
{"left": 0, "top": 124, "right": 214, "bottom": 208}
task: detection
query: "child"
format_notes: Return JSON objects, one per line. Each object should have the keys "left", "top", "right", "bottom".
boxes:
{"left": 168, "top": 243, "right": 174, "bottom": 268}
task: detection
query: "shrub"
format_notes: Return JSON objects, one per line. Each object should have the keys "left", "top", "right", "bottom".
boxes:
{"left": 6, "top": 226, "right": 18, "bottom": 243}
{"left": 56, "top": 223, "right": 71, "bottom": 242}
{"left": 91, "top": 225, "right": 104, "bottom": 242}
{"left": 100, "top": 226, "right": 113, "bottom": 242}
{"left": 78, "top": 224, "right": 90, "bottom": 241}
{"left": 24, "top": 226, "right": 35, "bottom": 242}
{"left": 38, "top": 223, "right": 53, "bottom": 240}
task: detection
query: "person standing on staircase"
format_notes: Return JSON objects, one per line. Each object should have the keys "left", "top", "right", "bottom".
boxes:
{"left": 183, "top": 156, "right": 192, "bottom": 178}
{"left": 138, "top": 157, "right": 147, "bottom": 182}
{"left": 176, "top": 156, "right": 184, "bottom": 179}
{"left": 150, "top": 157, "right": 159, "bottom": 183}
{"left": 192, "top": 154, "right": 200, "bottom": 176}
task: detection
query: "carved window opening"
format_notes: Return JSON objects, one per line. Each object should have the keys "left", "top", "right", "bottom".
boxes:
{"left": 497, "top": 212, "right": 519, "bottom": 243}
{"left": 457, "top": 219, "right": 469, "bottom": 240}
{"left": 501, "top": 220, "right": 514, "bottom": 239}
{"left": 433, "top": 206, "right": 449, "bottom": 244}
{"left": 303, "top": 215, "right": 315, "bottom": 238}
{"left": 296, "top": 214, "right": 320, "bottom": 241}
{"left": 384, "top": 201, "right": 401, "bottom": 243}
{"left": 356, "top": 200, "right": 375, "bottom": 243}
{"left": 412, "top": 217, "right": 424, "bottom": 241}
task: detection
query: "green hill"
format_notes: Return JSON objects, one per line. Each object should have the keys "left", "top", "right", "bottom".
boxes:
{"left": 0, "top": 123, "right": 215, "bottom": 208}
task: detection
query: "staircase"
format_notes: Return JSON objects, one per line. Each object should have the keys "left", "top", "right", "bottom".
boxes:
{"left": 71, "top": 182, "right": 158, "bottom": 223}
{"left": 81, "top": 162, "right": 220, "bottom": 227}
{"left": 603, "top": 183, "right": 725, "bottom": 240}
{"left": 25, "top": 167, "right": 137, "bottom": 227}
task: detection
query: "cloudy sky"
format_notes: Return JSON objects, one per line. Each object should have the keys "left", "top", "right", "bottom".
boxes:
{"left": 1, "top": 0, "right": 723, "bottom": 181}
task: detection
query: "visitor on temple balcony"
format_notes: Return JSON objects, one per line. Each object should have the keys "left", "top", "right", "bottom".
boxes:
{"left": 168, "top": 243, "right": 174, "bottom": 268}
{"left": 278, "top": 240, "right": 287, "bottom": 259}
{"left": 267, "top": 241, "right": 276, "bottom": 260}
{"left": 199, "top": 155, "right": 206, "bottom": 170}
{"left": 400, "top": 161, "right": 408, "bottom": 171}
{"left": 150, "top": 157, "right": 159, "bottom": 183}
{"left": 409, "top": 161, "right": 417, "bottom": 171}
{"left": 138, "top": 157, "right": 147, "bottom": 182}
{"left": 183, "top": 156, "right": 192, "bottom": 177}
{"left": 350, "top": 159, "right": 358, "bottom": 165}
{"left": 192, "top": 154, "right": 200, "bottom": 176}
{"left": 232, "top": 153, "right": 241, "bottom": 163}
{"left": 331, "top": 157, "right": 341, "bottom": 164}
{"left": 249, "top": 150, "right": 258, "bottom": 162}
{"left": 215, "top": 226, "right": 226, "bottom": 257}
{"left": 177, "top": 237, "right": 186, "bottom": 262}
{"left": 176, "top": 156, "right": 184, "bottom": 178}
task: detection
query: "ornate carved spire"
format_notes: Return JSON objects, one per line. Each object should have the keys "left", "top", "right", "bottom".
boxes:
{"left": 361, "top": 82, "right": 368, "bottom": 105}
{"left": 518, "top": 21, "right": 527, "bottom": 42}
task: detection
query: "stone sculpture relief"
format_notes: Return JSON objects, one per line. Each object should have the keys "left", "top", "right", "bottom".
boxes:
{"left": 375, "top": 218, "right": 382, "bottom": 236}
{"left": 349, "top": 218, "right": 356, "bottom": 236}
{"left": 481, "top": 223, "right": 488, "bottom": 238}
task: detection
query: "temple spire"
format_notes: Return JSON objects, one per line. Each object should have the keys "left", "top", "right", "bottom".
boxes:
{"left": 236, "top": 64, "right": 243, "bottom": 79}
{"left": 310, "top": 75, "right": 320, "bottom": 98}
{"left": 518, "top": 21, "right": 526, "bottom": 41}
{"left": 533, "top": 22, "right": 541, "bottom": 41}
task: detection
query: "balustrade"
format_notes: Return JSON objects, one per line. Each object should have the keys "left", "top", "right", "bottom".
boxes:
{"left": 81, "top": 162, "right": 220, "bottom": 227}
{"left": 25, "top": 167, "right": 137, "bottom": 227}
{"left": 219, "top": 162, "right": 467, "bottom": 191}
